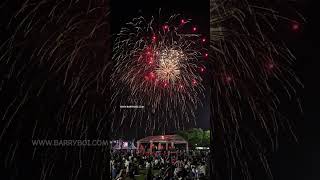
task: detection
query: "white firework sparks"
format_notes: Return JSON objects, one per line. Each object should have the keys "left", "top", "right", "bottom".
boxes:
{"left": 155, "top": 49, "right": 183, "bottom": 83}
{"left": 110, "top": 14, "right": 207, "bottom": 133}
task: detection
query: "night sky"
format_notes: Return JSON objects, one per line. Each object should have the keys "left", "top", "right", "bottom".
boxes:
{"left": 269, "top": 0, "right": 320, "bottom": 179}
{"left": 111, "top": 0, "right": 320, "bottom": 179}
{"left": 109, "top": 0, "right": 319, "bottom": 178}
{"left": 252, "top": 0, "right": 319, "bottom": 179}
{"left": 0, "top": 0, "right": 319, "bottom": 179}
{"left": 111, "top": 0, "right": 210, "bottom": 138}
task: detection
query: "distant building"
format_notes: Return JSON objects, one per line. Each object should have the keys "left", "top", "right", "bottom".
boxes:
{"left": 137, "top": 134, "right": 189, "bottom": 152}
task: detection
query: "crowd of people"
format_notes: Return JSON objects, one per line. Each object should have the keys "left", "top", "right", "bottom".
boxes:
{"left": 110, "top": 150, "right": 209, "bottom": 180}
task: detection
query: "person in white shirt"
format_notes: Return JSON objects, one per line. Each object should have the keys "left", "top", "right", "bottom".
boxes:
{"left": 154, "top": 158, "right": 159, "bottom": 167}
{"left": 174, "top": 167, "right": 179, "bottom": 177}
{"left": 195, "top": 166, "right": 200, "bottom": 178}
{"left": 146, "top": 161, "right": 151, "bottom": 169}
{"left": 124, "top": 159, "right": 130, "bottom": 174}
{"left": 161, "top": 158, "right": 165, "bottom": 165}
{"left": 199, "top": 162, "right": 206, "bottom": 176}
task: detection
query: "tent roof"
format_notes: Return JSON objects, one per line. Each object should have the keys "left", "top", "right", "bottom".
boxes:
{"left": 137, "top": 134, "right": 187, "bottom": 144}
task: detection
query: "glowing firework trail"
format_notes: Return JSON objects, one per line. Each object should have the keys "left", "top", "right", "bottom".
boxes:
{"left": 0, "top": 0, "right": 304, "bottom": 179}
{"left": 110, "top": 14, "right": 208, "bottom": 133}
{"left": 0, "top": 1, "right": 110, "bottom": 179}
{"left": 209, "top": 0, "right": 304, "bottom": 179}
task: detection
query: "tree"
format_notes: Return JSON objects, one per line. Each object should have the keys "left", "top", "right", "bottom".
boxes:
{"left": 178, "top": 128, "right": 210, "bottom": 148}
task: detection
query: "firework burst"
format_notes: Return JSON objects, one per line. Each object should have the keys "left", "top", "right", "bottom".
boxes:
{"left": 209, "top": 0, "right": 304, "bottom": 179}
{"left": 0, "top": 1, "right": 110, "bottom": 179}
{"left": 110, "top": 14, "right": 208, "bottom": 134}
